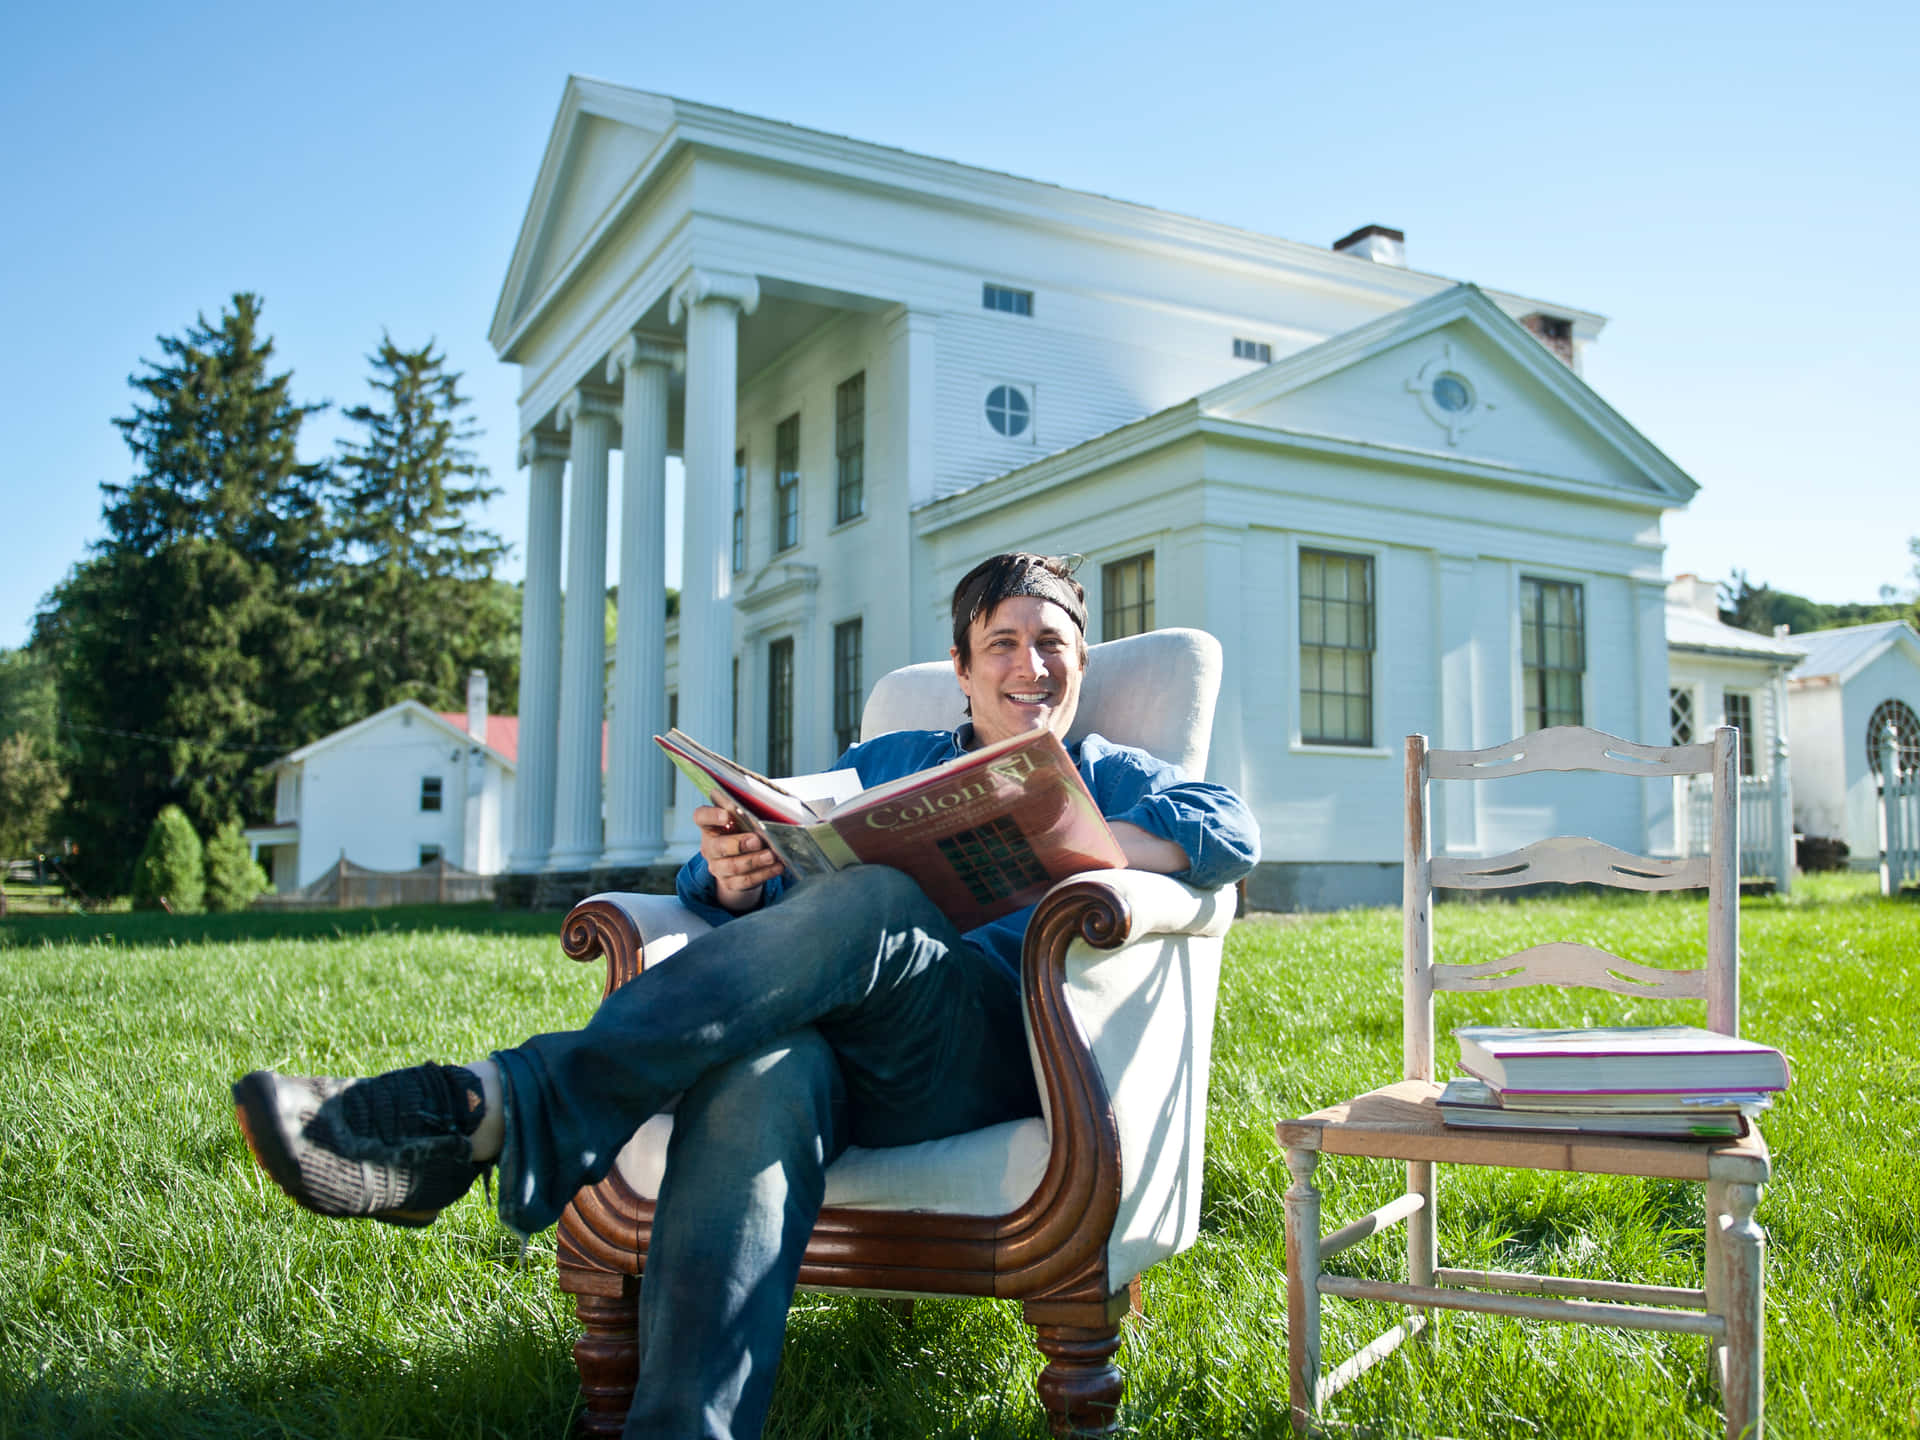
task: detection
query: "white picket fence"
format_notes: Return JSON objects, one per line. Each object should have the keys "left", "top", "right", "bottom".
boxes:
{"left": 1678, "top": 772, "right": 1789, "bottom": 884}
{"left": 1877, "top": 725, "right": 1920, "bottom": 897}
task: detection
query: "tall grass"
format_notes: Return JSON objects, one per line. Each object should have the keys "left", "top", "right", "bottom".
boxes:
{"left": 2, "top": 877, "right": 1913, "bottom": 1438}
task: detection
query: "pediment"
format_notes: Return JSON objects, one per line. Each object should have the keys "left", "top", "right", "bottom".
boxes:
{"left": 491, "top": 79, "right": 677, "bottom": 348}
{"left": 1202, "top": 286, "right": 1695, "bottom": 503}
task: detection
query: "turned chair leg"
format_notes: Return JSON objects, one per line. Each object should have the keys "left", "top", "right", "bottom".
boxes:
{"left": 572, "top": 1287, "right": 641, "bottom": 1437}
{"left": 1284, "top": 1147, "right": 1323, "bottom": 1433}
{"left": 1721, "top": 1181, "right": 1765, "bottom": 1440}
{"left": 1025, "top": 1293, "right": 1128, "bottom": 1436}
{"left": 1705, "top": 1176, "right": 1729, "bottom": 1391}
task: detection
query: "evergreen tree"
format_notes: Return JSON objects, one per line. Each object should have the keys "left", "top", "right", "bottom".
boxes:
{"left": 130, "top": 804, "right": 205, "bottom": 913}
{"left": 203, "top": 819, "right": 268, "bottom": 911}
{"left": 34, "top": 295, "right": 335, "bottom": 892}
{"left": 333, "top": 338, "right": 510, "bottom": 713}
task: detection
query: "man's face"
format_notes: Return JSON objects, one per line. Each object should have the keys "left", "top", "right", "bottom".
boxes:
{"left": 951, "top": 596, "right": 1087, "bottom": 747}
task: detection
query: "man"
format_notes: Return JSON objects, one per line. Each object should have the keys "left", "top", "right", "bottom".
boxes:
{"left": 234, "top": 551, "right": 1258, "bottom": 1439}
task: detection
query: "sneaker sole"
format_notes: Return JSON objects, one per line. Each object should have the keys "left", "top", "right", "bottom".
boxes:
{"left": 232, "top": 1072, "right": 442, "bottom": 1228}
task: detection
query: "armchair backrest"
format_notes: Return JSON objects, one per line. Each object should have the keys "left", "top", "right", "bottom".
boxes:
{"left": 1405, "top": 724, "right": 1741, "bottom": 1084}
{"left": 860, "top": 627, "right": 1222, "bottom": 777}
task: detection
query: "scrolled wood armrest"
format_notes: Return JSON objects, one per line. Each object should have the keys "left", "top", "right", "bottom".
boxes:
{"left": 560, "top": 892, "right": 714, "bottom": 998}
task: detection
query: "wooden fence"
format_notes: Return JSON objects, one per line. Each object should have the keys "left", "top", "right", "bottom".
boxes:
{"left": 1878, "top": 725, "right": 1919, "bottom": 897}
{"left": 254, "top": 855, "right": 495, "bottom": 909}
{"left": 1678, "top": 763, "right": 1792, "bottom": 888}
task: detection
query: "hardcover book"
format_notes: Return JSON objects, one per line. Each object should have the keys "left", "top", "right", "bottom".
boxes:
{"left": 1453, "top": 1025, "right": 1791, "bottom": 1097}
{"left": 656, "top": 728, "right": 1128, "bottom": 930}
{"left": 1436, "top": 1078, "right": 1752, "bottom": 1139}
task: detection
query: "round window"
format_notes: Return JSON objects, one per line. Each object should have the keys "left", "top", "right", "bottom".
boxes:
{"left": 985, "top": 385, "right": 1030, "bottom": 437}
{"left": 1431, "top": 374, "right": 1473, "bottom": 413}
{"left": 1866, "top": 698, "right": 1920, "bottom": 775}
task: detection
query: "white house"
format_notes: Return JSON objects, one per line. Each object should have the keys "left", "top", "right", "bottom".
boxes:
{"left": 245, "top": 674, "right": 517, "bottom": 891}
{"left": 1663, "top": 575, "right": 1803, "bottom": 883}
{"left": 491, "top": 78, "right": 1703, "bottom": 909}
{"left": 1787, "top": 621, "right": 1920, "bottom": 866}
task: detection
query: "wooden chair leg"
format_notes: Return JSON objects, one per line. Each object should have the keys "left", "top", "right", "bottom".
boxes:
{"left": 1026, "top": 1294, "right": 1128, "bottom": 1436}
{"left": 1721, "top": 1181, "right": 1765, "bottom": 1440}
{"left": 572, "top": 1287, "right": 641, "bottom": 1437}
{"left": 1406, "top": 1158, "right": 1436, "bottom": 1347}
{"left": 1705, "top": 1176, "right": 1729, "bottom": 1391}
{"left": 1284, "top": 1147, "right": 1323, "bottom": 1432}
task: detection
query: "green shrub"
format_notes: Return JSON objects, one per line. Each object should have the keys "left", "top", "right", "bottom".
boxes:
{"left": 130, "top": 805, "right": 205, "bottom": 913}
{"left": 202, "top": 820, "right": 267, "bottom": 912}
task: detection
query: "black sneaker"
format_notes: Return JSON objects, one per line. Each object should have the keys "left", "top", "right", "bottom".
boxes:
{"left": 233, "top": 1063, "right": 488, "bottom": 1227}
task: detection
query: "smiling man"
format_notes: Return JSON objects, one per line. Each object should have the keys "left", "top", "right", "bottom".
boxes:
{"left": 232, "top": 551, "right": 1258, "bottom": 1440}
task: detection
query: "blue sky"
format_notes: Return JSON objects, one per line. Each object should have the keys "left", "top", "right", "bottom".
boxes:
{"left": 3, "top": 0, "right": 1913, "bottom": 651}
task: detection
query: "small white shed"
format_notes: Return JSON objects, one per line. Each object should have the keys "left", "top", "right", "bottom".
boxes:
{"left": 1787, "top": 621, "right": 1920, "bottom": 866}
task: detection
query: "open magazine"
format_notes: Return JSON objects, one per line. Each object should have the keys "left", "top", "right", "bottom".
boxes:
{"left": 655, "top": 727, "right": 1128, "bottom": 930}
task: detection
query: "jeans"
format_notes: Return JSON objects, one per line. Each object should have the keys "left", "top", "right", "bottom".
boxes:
{"left": 488, "top": 865, "right": 1041, "bottom": 1440}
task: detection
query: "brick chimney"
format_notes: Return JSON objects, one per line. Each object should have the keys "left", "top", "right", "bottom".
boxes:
{"left": 1332, "top": 224, "right": 1406, "bottom": 267}
{"left": 465, "top": 669, "right": 488, "bottom": 742}
{"left": 1521, "top": 312, "right": 1575, "bottom": 366}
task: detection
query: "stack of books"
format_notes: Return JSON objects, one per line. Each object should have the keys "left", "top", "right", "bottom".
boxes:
{"left": 1437, "top": 1025, "right": 1791, "bottom": 1139}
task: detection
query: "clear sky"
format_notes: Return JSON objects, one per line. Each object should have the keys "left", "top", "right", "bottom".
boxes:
{"left": 4, "top": 0, "right": 1913, "bottom": 651}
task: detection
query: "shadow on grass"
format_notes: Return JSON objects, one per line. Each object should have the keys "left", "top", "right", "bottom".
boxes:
{"left": 0, "top": 902, "right": 563, "bottom": 949}
{"left": 1, "top": 1328, "right": 580, "bottom": 1440}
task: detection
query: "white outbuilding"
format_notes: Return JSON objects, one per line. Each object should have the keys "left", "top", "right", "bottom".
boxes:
{"left": 1787, "top": 621, "right": 1920, "bottom": 866}
{"left": 244, "top": 675, "right": 517, "bottom": 892}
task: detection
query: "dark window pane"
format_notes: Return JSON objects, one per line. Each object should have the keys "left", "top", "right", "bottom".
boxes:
{"left": 767, "top": 637, "right": 794, "bottom": 777}
{"left": 833, "top": 619, "right": 863, "bottom": 756}
{"left": 775, "top": 413, "right": 800, "bottom": 552}
{"left": 1101, "top": 552, "right": 1155, "bottom": 640}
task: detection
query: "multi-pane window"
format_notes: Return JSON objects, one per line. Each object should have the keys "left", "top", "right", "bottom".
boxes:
{"left": 833, "top": 619, "right": 864, "bottom": 757}
{"left": 1233, "top": 337, "right": 1272, "bottom": 363}
{"left": 731, "top": 658, "right": 740, "bottom": 759}
{"left": 767, "top": 637, "right": 794, "bottom": 777}
{"left": 1299, "top": 549, "right": 1374, "bottom": 746}
{"left": 1724, "top": 691, "right": 1756, "bottom": 776}
{"left": 1866, "top": 698, "right": 1920, "bottom": 776}
{"left": 982, "top": 283, "right": 1033, "bottom": 316}
{"left": 731, "top": 448, "right": 747, "bottom": 573}
{"left": 774, "top": 414, "right": 801, "bottom": 552}
{"left": 1520, "top": 577, "right": 1584, "bottom": 731}
{"left": 1102, "top": 552, "right": 1155, "bottom": 640}
{"left": 418, "top": 844, "right": 442, "bottom": 866}
{"left": 419, "top": 775, "right": 443, "bottom": 812}
{"left": 1669, "top": 686, "right": 1695, "bottom": 746}
{"left": 835, "top": 373, "right": 865, "bottom": 523}
{"left": 985, "top": 384, "right": 1031, "bottom": 438}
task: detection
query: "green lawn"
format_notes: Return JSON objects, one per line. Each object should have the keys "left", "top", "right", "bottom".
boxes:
{"left": 1, "top": 877, "right": 1913, "bottom": 1438}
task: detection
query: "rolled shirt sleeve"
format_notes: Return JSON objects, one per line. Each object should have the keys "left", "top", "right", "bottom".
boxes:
{"left": 1076, "top": 733, "right": 1260, "bottom": 890}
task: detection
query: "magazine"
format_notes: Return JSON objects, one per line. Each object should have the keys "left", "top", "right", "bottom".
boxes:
{"left": 656, "top": 728, "right": 1128, "bottom": 930}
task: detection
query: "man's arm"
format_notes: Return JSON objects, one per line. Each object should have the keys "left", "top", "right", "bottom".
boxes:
{"left": 1083, "top": 736, "right": 1261, "bottom": 889}
{"left": 1109, "top": 821, "right": 1193, "bottom": 875}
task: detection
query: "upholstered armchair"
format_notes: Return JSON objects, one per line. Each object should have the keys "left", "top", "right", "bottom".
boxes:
{"left": 554, "top": 627, "right": 1239, "bottom": 1436}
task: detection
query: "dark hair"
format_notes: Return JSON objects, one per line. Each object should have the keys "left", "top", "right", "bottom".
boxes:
{"left": 950, "top": 553, "right": 1087, "bottom": 668}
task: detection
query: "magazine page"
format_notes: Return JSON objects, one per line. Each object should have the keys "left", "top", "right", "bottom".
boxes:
{"left": 820, "top": 729, "right": 1127, "bottom": 930}
{"left": 655, "top": 731, "right": 816, "bottom": 824}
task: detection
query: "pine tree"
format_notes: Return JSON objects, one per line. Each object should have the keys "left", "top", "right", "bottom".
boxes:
{"left": 131, "top": 804, "right": 205, "bottom": 913}
{"left": 333, "top": 338, "right": 510, "bottom": 714}
{"left": 203, "top": 818, "right": 268, "bottom": 911}
{"left": 34, "top": 295, "right": 335, "bottom": 892}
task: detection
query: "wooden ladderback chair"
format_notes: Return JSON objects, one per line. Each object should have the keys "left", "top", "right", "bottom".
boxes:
{"left": 556, "top": 628, "right": 1238, "bottom": 1436}
{"left": 1276, "top": 725, "right": 1770, "bottom": 1440}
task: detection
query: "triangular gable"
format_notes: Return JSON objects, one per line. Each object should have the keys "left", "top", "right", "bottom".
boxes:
{"left": 1199, "top": 285, "right": 1697, "bottom": 504}
{"left": 490, "top": 78, "right": 677, "bottom": 351}
{"left": 275, "top": 701, "right": 515, "bottom": 772}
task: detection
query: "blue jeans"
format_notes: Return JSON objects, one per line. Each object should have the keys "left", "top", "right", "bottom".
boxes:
{"left": 488, "top": 866, "right": 1041, "bottom": 1440}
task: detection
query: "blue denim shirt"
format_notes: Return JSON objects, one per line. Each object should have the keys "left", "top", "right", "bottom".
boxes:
{"left": 677, "top": 726, "right": 1260, "bottom": 985}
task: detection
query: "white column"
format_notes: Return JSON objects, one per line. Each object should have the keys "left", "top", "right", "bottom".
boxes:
{"left": 508, "top": 432, "right": 567, "bottom": 874}
{"left": 601, "top": 338, "right": 680, "bottom": 867}
{"left": 546, "top": 387, "right": 619, "bottom": 873}
{"left": 668, "top": 268, "right": 759, "bottom": 773}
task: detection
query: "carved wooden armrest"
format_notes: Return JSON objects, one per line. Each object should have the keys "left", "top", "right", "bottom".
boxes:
{"left": 561, "top": 893, "right": 712, "bottom": 998}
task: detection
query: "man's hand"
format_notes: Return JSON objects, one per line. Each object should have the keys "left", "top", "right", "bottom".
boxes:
{"left": 1109, "top": 820, "right": 1191, "bottom": 876}
{"left": 694, "top": 804, "right": 787, "bottom": 913}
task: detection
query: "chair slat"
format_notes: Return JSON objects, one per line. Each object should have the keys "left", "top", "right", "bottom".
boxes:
{"left": 1429, "top": 726, "right": 1714, "bottom": 780}
{"left": 1432, "top": 942, "right": 1707, "bottom": 999}
{"left": 1433, "top": 836, "right": 1708, "bottom": 892}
